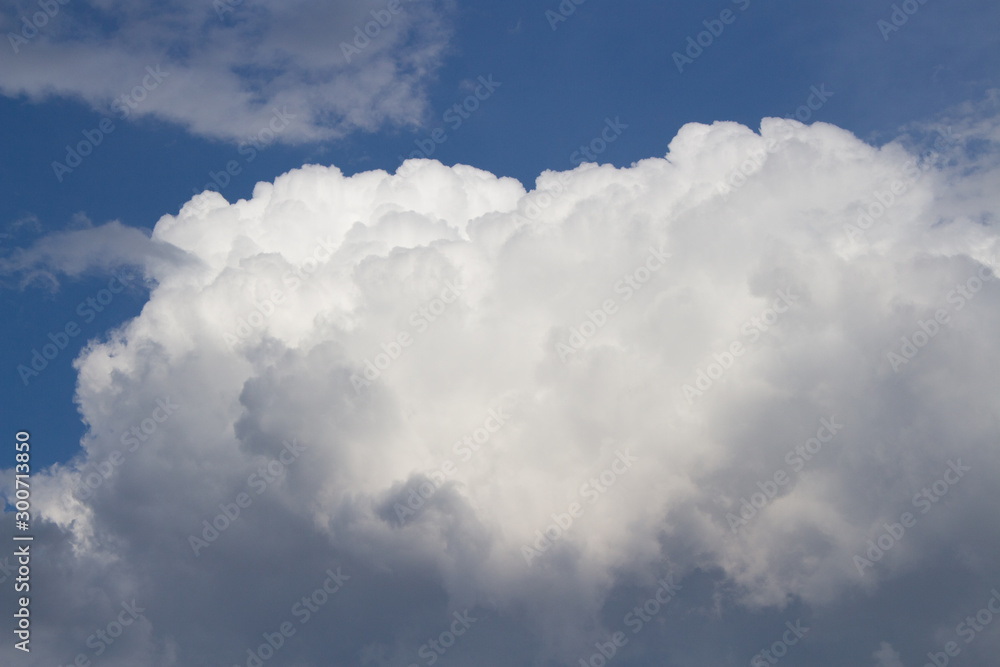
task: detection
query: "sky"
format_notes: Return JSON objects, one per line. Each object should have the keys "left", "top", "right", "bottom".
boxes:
{"left": 0, "top": 0, "right": 999, "bottom": 665}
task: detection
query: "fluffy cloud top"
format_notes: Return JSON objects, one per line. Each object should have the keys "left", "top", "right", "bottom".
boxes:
{"left": 3, "top": 107, "right": 1000, "bottom": 665}
{"left": 0, "top": 0, "right": 452, "bottom": 142}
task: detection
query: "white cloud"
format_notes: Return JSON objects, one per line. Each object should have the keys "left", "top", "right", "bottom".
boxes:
{"left": 0, "top": 219, "right": 194, "bottom": 290}
{"left": 4, "top": 102, "right": 1000, "bottom": 664}
{"left": 873, "top": 641, "right": 904, "bottom": 667}
{"left": 0, "top": 0, "right": 453, "bottom": 142}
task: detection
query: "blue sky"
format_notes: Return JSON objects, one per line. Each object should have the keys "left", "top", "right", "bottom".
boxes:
{"left": 1, "top": 1, "right": 1000, "bottom": 665}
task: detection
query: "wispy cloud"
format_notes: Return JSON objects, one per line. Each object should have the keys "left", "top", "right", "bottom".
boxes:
{"left": 0, "top": 0, "right": 454, "bottom": 143}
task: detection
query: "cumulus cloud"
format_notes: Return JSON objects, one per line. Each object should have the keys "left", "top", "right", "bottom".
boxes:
{"left": 3, "top": 101, "right": 1000, "bottom": 665}
{"left": 0, "top": 0, "right": 453, "bottom": 142}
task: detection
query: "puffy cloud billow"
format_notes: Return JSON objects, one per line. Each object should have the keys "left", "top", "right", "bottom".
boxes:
{"left": 3, "top": 103, "right": 1000, "bottom": 666}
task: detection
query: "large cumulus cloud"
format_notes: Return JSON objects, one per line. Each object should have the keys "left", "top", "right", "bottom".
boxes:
{"left": 3, "top": 103, "right": 1000, "bottom": 666}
